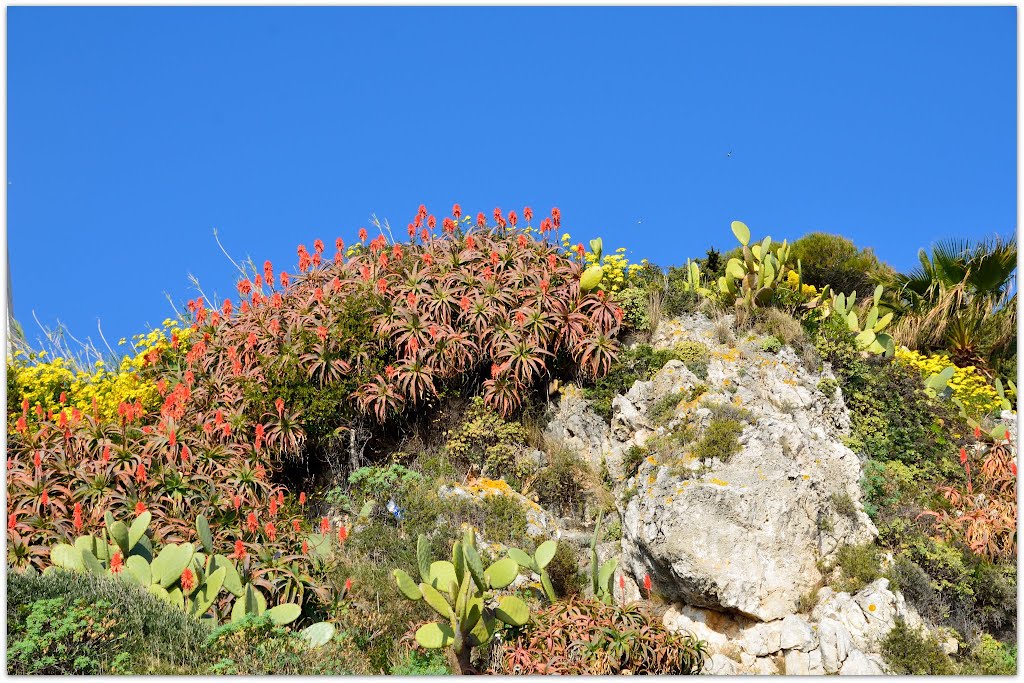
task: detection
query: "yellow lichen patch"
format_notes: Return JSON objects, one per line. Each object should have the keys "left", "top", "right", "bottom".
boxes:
{"left": 868, "top": 604, "right": 877, "bottom": 612}
{"left": 802, "top": 474, "right": 810, "bottom": 480}
{"left": 706, "top": 478, "right": 729, "bottom": 486}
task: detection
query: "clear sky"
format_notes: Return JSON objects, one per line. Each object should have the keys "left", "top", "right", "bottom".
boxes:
{"left": 8, "top": 6, "right": 1017, "bottom": 349}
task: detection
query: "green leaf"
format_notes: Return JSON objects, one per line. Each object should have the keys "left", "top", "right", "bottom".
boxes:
{"left": 190, "top": 566, "right": 226, "bottom": 616}
{"left": 725, "top": 258, "right": 746, "bottom": 280}
{"left": 534, "top": 540, "right": 558, "bottom": 570}
{"left": 468, "top": 612, "right": 496, "bottom": 647}
{"left": 80, "top": 547, "right": 105, "bottom": 575}
{"left": 415, "top": 621, "right": 455, "bottom": 649}
{"left": 494, "top": 595, "right": 530, "bottom": 626}
{"left": 299, "top": 622, "right": 337, "bottom": 649}
{"left": 151, "top": 543, "right": 195, "bottom": 588}
{"left": 196, "top": 514, "right": 214, "bottom": 555}
{"left": 109, "top": 521, "right": 130, "bottom": 556}
{"left": 463, "top": 543, "right": 487, "bottom": 592}
{"left": 129, "top": 511, "right": 151, "bottom": 550}
{"left": 731, "top": 220, "right": 750, "bottom": 246}
{"left": 598, "top": 557, "right": 618, "bottom": 593}
{"left": 484, "top": 557, "right": 518, "bottom": 589}
{"left": 506, "top": 547, "right": 535, "bottom": 571}
{"left": 50, "top": 543, "right": 83, "bottom": 571}
{"left": 126, "top": 555, "right": 151, "bottom": 585}
{"left": 419, "top": 582, "right": 455, "bottom": 620}
{"left": 417, "top": 534, "right": 432, "bottom": 583}
{"left": 873, "top": 311, "right": 893, "bottom": 332}
{"left": 428, "top": 561, "right": 457, "bottom": 593}
{"left": 580, "top": 265, "right": 604, "bottom": 292}
{"left": 393, "top": 569, "right": 423, "bottom": 600}
{"left": 589, "top": 237, "right": 603, "bottom": 261}
{"left": 541, "top": 571, "right": 557, "bottom": 603}
{"left": 266, "top": 603, "right": 302, "bottom": 626}
{"left": 854, "top": 329, "right": 876, "bottom": 349}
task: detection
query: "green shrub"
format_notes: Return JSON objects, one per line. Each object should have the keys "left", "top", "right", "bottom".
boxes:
{"left": 622, "top": 444, "right": 647, "bottom": 479}
{"left": 444, "top": 397, "right": 529, "bottom": 482}
{"left": 833, "top": 542, "right": 882, "bottom": 593}
{"left": 880, "top": 619, "right": 957, "bottom": 675}
{"left": 661, "top": 267, "right": 702, "bottom": 318}
{"left": 648, "top": 391, "right": 686, "bottom": 425}
{"left": 829, "top": 492, "right": 858, "bottom": 519}
{"left": 759, "top": 335, "right": 782, "bottom": 353}
{"left": 480, "top": 493, "right": 529, "bottom": 546}
{"left": 348, "top": 463, "right": 423, "bottom": 500}
{"left": 7, "top": 597, "right": 132, "bottom": 674}
{"left": 691, "top": 419, "right": 744, "bottom": 462}
{"left": 534, "top": 448, "right": 595, "bottom": 517}
{"left": 675, "top": 340, "right": 710, "bottom": 379}
{"left": 204, "top": 614, "right": 368, "bottom": 675}
{"left": 615, "top": 286, "right": 652, "bottom": 333}
{"left": 390, "top": 649, "right": 452, "bottom": 675}
{"left": 545, "top": 542, "right": 585, "bottom": 599}
{"left": 790, "top": 231, "right": 889, "bottom": 296}
{"left": 584, "top": 344, "right": 687, "bottom": 421}
{"left": 6, "top": 569, "right": 210, "bottom": 674}
{"left": 963, "top": 633, "right": 1016, "bottom": 675}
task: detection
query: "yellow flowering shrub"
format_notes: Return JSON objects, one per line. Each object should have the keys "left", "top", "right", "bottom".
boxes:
{"left": 7, "top": 318, "right": 193, "bottom": 421}
{"left": 578, "top": 238, "right": 646, "bottom": 293}
{"left": 895, "top": 347, "right": 1006, "bottom": 419}
{"left": 783, "top": 269, "right": 819, "bottom": 298}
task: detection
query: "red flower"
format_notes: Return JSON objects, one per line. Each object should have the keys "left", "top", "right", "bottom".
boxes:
{"left": 576, "top": 243, "right": 585, "bottom": 258}
{"left": 524, "top": 207, "right": 533, "bottom": 221}
{"left": 269, "top": 498, "right": 278, "bottom": 517}
{"left": 264, "top": 260, "right": 274, "bottom": 286}
{"left": 452, "top": 203, "right": 461, "bottom": 219}
{"left": 1012, "top": 462, "right": 1018, "bottom": 477}
{"left": 643, "top": 573, "right": 652, "bottom": 595}
{"left": 317, "top": 326, "right": 328, "bottom": 341}
{"left": 73, "top": 502, "right": 83, "bottom": 531}
{"left": 548, "top": 254, "right": 557, "bottom": 269}
{"left": 59, "top": 392, "right": 67, "bottom": 404}
{"left": 110, "top": 551, "right": 124, "bottom": 574}
{"left": 377, "top": 278, "right": 388, "bottom": 294}
{"left": 265, "top": 522, "right": 277, "bottom": 541}
{"left": 517, "top": 234, "right": 527, "bottom": 248}
{"left": 33, "top": 451, "right": 41, "bottom": 468}
{"left": 338, "top": 525, "right": 348, "bottom": 543}
{"left": 299, "top": 492, "right": 307, "bottom": 506}
{"left": 358, "top": 227, "right": 368, "bottom": 242}
{"left": 302, "top": 540, "right": 309, "bottom": 554}
{"left": 275, "top": 397, "right": 285, "bottom": 416}
{"left": 619, "top": 574, "right": 625, "bottom": 592}
{"left": 476, "top": 213, "right": 486, "bottom": 228}
{"left": 959, "top": 447, "right": 968, "bottom": 465}
{"left": 313, "top": 238, "right": 325, "bottom": 254}
{"left": 466, "top": 235, "right": 476, "bottom": 250}
{"left": 292, "top": 519, "right": 301, "bottom": 533}
{"left": 443, "top": 217, "right": 455, "bottom": 234}
{"left": 135, "top": 501, "right": 146, "bottom": 515}
{"left": 233, "top": 539, "right": 247, "bottom": 559}
{"left": 15, "top": 416, "right": 26, "bottom": 434}
{"left": 247, "top": 512, "right": 258, "bottom": 533}
{"left": 280, "top": 271, "right": 290, "bottom": 289}
{"left": 181, "top": 567, "right": 196, "bottom": 593}
{"left": 421, "top": 228, "right": 429, "bottom": 242}
{"left": 551, "top": 207, "right": 561, "bottom": 228}
{"left": 8, "top": 513, "right": 16, "bottom": 530}
{"left": 344, "top": 577, "right": 353, "bottom": 593}
{"left": 320, "top": 517, "right": 330, "bottom": 534}
{"left": 233, "top": 494, "right": 242, "bottom": 510}
{"left": 135, "top": 463, "right": 147, "bottom": 483}
{"left": 427, "top": 215, "right": 436, "bottom": 230}
{"left": 508, "top": 210, "right": 517, "bottom": 227}
{"left": 278, "top": 491, "right": 285, "bottom": 507}
{"left": 460, "top": 296, "right": 471, "bottom": 312}
{"left": 973, "top": 425, "right": 982, "bottom": 440}
{"left": 493, "top": 207, "right": 503, "bottom": 224}
{"left": 40, "top": 490, "right": 49, "bottom": 506}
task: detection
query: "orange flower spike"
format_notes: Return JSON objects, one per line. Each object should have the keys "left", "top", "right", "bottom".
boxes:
{"left": 73, "top": 502, "right": 83, "bottom": 532}
{"left": 7, "top": 513, "right": 15, "bottom": 530}
{"left": 102, "top": 445, "right": 110, "bottom": 463}
{"left": 247, "top": 512, "right": 258, "bottom": 533}
{"left": 21, "top": 398, "right": 28, "bottom": 415}
{"left": 320, "top": 517, "right": 330, "bottom": 534}
{"left": 420, "top": 228, "right": 429, "bottom": 242}
{"left": 269, "top": 497, "right": 278, "bottom": 517}
{"left": 338, "top": 525, "right": 348, "bottom": 543}
{"left": 523, "top": 207, "right": 533, "bottom": 222}
{"left": 59, "top": 392, "right": 67, "bottom": 405}
{"left": 358, "top": 227, "right": 368, "bottom": 242}
{"left": 181, "top": 567, "right": 196, "bottom": 593}
{"left": 344, "top": 577, "right": 353, "bottom": 593}
{"left": 299, "top": 491, "right": 307, "bottom": 506}
{"left": 452, "top": 203, "right": 461, "bottom": 219}
{"left": 110, "top": 551, "right": 124, "bottom": 574}
{"left": 135, "top": 463, "right": 147, "bottom": 483}
{"left": 275, "top": 397, "right": 285, "bottom": 416}
{"left": 233, "top": 539, "right": 247, "bottom": 559}
{"left": 292, "top": 519, "right": 301, "bottom": 533}
{"left": 551, "top": 207, "right": 561, "bottom": 228}
{"left": 302, "top": 540, "right": 309, "bottom": 554}
{"left": 278, "top": 490, "right": 285, "bottom": 507}
{"left": 15, "top": 416, "right": 26, "bottom": 434}
{"left": 33, "top": 450, "right": 41, "bottom": 468}
{"left": 314, "top": 238, "right": 325, "bottom": 254}
{"left": 280, "top": 271, "right": 290, "bottom": 289}
{"left": 643, "top": 573, "right": 652, "bottom": 595}
{"left": 476, "top": 213, "right": 486, "bottom": 228}
{"left": 960, "top": 447, "right": 968, "bottom": 465}
{"left": 508, "top": 210, "right": 518, "bottom": 227}
{"left": 427, "top": 215, "right": 436, "bottom": 230}
{"left": 40, "top": 490, "right": 49, "bottom": 506}
{"left": 135, "top": 501, "right": 147, "bottom": 515}
{"left": 265, "top": 522, "right": 277, "bottom": 541}
{"left": 233, "top": 494, "right": 242, "bottom": 510}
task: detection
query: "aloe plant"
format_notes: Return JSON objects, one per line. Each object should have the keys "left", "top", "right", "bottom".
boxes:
{"left": 392, "top": 529, "right": 530, "bottom": 674}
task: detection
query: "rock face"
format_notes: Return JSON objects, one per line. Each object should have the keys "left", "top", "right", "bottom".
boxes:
{"left": 618, "top": 316, "right": 875, "bottom": 621}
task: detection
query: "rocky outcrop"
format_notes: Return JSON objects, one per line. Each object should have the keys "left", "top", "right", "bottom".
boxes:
{"left": 543, "top": 312, "right": 946, "bottom": 673}
{"left": 663, "top": 578, "right": 925, "bottom": 674}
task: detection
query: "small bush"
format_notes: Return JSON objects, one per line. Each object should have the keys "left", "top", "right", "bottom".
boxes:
{"left": 545, "top": 542, "right": 585, "bottom": 599}
{"left": 584, "top": 344, "right": 688, "bottom": 421}
{"left": 691, "top": 419, "right": 744, "bottom": 462}
{"left": 480, "top": 493, "right": 529, "bottom": 546}
{"left": 6, "top": 569, "right": 210, "bottom": 674}
{"left": 712, "top": 316, "right": 735, "bottom": 345}
{"left": 675, "top": 340, "right": 710, "bottom": 379}
{"left": 880, "top": 618, "right": 957, "bottom": 675}
{"left": 833, "top": 542, "right": 882, "bottom": 593}
{"left": 445, "top": 397, "right": 529, "bottom": 482}
{"left": 830, "top": 492, "right": 858, "bottom": 519}
{"left": 963, "top": 633, "right": 1016, "bottom": 675}
{"left": 7, "top": 597, "right": 131, "bottom": 674}
{"left": 622, "top": 444, "right": 647, "bottom": 479}
{"left": 648, "top": 391, "right": 686, "bottom": 425}
{"left": 759, "top": 335, "right": 782, "bottom": 353}
{"left": 390, "top": 649, "right": 452, "bottom": 675}
{"left": 204, "top": 614, "right": 368, "bottom": 675}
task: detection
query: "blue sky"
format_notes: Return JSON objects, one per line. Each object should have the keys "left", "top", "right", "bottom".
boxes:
{"left": 8, "top": 6, "right": 1016, "bottom": 349}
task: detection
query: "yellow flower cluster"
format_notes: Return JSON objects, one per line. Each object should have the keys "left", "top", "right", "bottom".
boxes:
{"left": 896, "top": 347, "right": 1005, "bottom": 418}
{"left": 579, "top": 241, "right": 646, "bottom": 293}
{"left": 783, "top": 270, "right": 819, "bottom": 297}
{"left": 7, "top": 319, "right": 193, "bottom": 421}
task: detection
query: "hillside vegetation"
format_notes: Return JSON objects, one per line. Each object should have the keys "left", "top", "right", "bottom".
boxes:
{"left": 6, "top": 207, "right": 1016, "bottom": 674}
